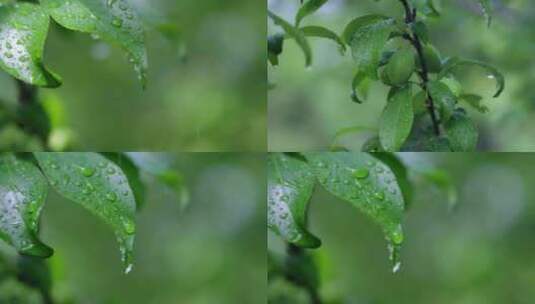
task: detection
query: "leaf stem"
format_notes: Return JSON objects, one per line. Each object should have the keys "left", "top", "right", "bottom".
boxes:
{"left": 16, "top": 79, "right": 36, "bottom": 106}
{"left": 399, "top": 0, "right": 441, "bottom": 136}
{"left": 286, "top": 244, "right": 322, "bottom": 304}
{"left": 15, "top": 79, "right": 49, "bottom": 148}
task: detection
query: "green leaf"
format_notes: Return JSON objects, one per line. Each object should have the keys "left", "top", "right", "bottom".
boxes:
{"left": 33, "top": 152, "right": 136, "bottom": 273}
{"left": 40, "top": 0, "right": 148, "bottom": 87}
{"left": 350, "top": 72, "right": 367, "bottom": 103}
{"left": 438, "top": 57, "right": 504, "bottom": 97}
{"left": 300, "top": 25, "right": 346, "bottom": 53}
{"left": 371, "top": 153, "right": 413, "bottom": 209}
{"left": 459, "top": 93, "right": 489, "bottom": 113}
{"left": 427, "top": 80, "right": 456, "bottom": 122}
{"left": 304, "top": 152, "right": 405, "bottom": 271}
{"left": 102, "top": 153, "right": 145, "bottom": 210}
{"left": 0, "top": 153, "right": 53, "bottom": 258}
{"left": 445, "top": 110, "right": 479, "bottom": 151}
{"left": 268, "top": 153, "right": 320, "bottom": 248}
{"left": 411, "top": 21, "right": 429, "bottom": 44}
{"left": 295, "top": 0, "right": 328, "bottom": 27}
{"left": 379, "top": 86, "right": 414, "bottom": 152}
{"left": 269, "top": 10, "right": 312, "bottom": 67}
{"left": 342, "top": 15, "right": 394, "bottom": 78}
{"left": 0, "top": 3, "right": 61, "bottom": 87}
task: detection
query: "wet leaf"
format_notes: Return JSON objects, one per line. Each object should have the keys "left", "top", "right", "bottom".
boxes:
{"left": 268, "top": 153, "right": 320, "bottom": 248}
{"left": 301, "top": 25, "right": 346, "bottom": 53}
{"left": 445, "top": 110, "right": 479, "bottom": 151}
{"left": 295, "top": 0, "right": 328, "bottom": 27}
{"left": 33, "top": 152, "right": 136, "bottom": 273}
{"left": 0, "top": 3, "right": 61, "bottom": 87}
{"left": 102, "top": 152, "right": 145, "bottom": 210}
{"left": 342, "top": 15, "right": 394, "bottom": 78}
{"left": 427, "top": 80, "right": 456, "bottom": 122}
{"left": 379, "top": 86, "right": 414, "bottom": 152}
{"left": 269, "top": 10, "right": 312, "bottom": 66}
{"left": 0, "top": 153, "right": 53, "bottom": 258}
{"left": 304, "top": 152, "right": 405, "bottom": 271}
{"left": 40, "top": 0, "right": 148, "bottom": 87}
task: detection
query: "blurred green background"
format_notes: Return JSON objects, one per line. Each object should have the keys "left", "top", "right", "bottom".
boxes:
{"left": 269, "top": 152, "right": 535, "bottom": 303}
{"left": 268, "top": 0, "right": 535, "bottom": 151}
{"left": 0, "top": 0, "right": 265, "bottom": 151}
{"left": 0, "top": 153, "right": 266, "bottom": 304}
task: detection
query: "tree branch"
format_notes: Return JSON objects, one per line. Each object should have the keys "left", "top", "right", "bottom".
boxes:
{"left": 399, "top": 0, "right": 441, "bottom": 136}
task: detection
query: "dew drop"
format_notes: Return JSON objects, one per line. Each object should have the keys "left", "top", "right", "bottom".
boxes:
{"left": 105, "top": 192, "right": 117, "bottom": 202}
{"left": 374, "top": 191, "right": 385, "bottom": 201}
{"left": 81, "top": 167, "right": 95, "bottom": 177}
{"left": 124, "top": 263, "right": 133, "bottom": 274}
{"left": 112, "top": 18, "right": 123, "bottom": 27}
{"left": 123, "top": 218, "right": 135, "bottom": 234}
{"left": 353, "top": 168, "right": 369, "bottom": 179}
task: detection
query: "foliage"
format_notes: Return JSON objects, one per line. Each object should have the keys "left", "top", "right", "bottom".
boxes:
{"left": 0, "top": 152, "right": 187, "bottom": 302}
{"left": 268, "top": 0, "right": 505, "bottom": 152}
{"left": 0, "top": 0, "right": 185, "bottom": 151}
{"left": 268, "top": 151, "right": 456, "bottom": 303}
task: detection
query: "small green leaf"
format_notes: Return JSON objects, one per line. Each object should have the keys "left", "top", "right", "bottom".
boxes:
{"left": 427, "top": 80, "right": 456, "bottom": 122}
{"left": 268, "top": 153, "right": 320, "bottom": 248}
{"left": 438, "top": 57, "right": 504, "bottom": 97}
{"left": 342, "top": 15, "right": 394, "bottom": 78}
{"left": 350, "top": 72, "right": 367, "bottom": 103}
{"left": 0, "top": 153, "right": 53, "bottom": 258}
{"left": 40, "top": 0, "right": 148, "bottom": 87}
{"left": 445, "top": 110, "right": 479, "bottom": 151}
{"left": 295, "top": 0, "right": 328, "bottom": 27}
{"left": 0, "top": 3, "right": 61, "bottom": 87}
{"left": 379, "top": 86, "right": 414, "bottom": 152}
{"left": 301, "top": 25, "right": 346, "bottom": 53}
{"left": 459, "top": 93, "right": 489, "bottom": 113}
{"left": 33, "top": 152, "right": 136, "bottom": 273}
{"left": 411, "top": 21, "right": 429, "bottom": 44}
{"left": 304, "top": 152, "right": 405, "bottom": 271}
{"left": 269, "top": 10, "right": 312, "bottom": 67}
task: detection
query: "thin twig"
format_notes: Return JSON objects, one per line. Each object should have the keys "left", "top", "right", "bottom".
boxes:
{"left": 399, "top": 0, "right": 441, "bottom": 136}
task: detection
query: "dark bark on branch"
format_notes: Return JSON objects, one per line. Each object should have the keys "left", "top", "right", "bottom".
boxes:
{"left": 399, "top": 0, "right": 441, "bottom": 136}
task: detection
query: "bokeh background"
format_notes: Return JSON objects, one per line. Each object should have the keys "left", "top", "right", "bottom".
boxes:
{"left": 0, "top": 0, "right": 265, "bottom": 151}
{"left": 268, "top": 0, "right": 535, "bottom": 151}
{"left": 0, "top": 153, "right": 266, "bottom": 304}
{"left": 269, "top": 152, "right": 535, "bottom": 303}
